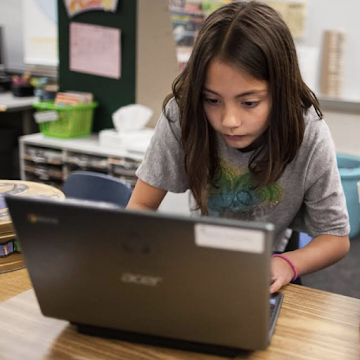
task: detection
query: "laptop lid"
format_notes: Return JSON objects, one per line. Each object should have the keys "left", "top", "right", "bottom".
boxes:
{"left": 6, "top": 195, "right": 279, "bottom": 351}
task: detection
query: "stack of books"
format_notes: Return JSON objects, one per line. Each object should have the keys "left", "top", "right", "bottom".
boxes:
{"left": 55, "top": 91, "right": 93, "bottom": 106}
{"left": 0, "top": 214, "right": 24, "bottom": 273}
{"left": 320, "top": 30, "right": 346, "bottom": 98}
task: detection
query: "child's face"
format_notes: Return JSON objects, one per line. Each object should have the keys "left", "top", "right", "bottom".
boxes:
{"left": 203, "top": 59, "right": 271, "bottom": 149}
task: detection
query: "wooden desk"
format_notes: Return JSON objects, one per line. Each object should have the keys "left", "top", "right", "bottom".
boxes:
{"left": 0, "top": 180, "right": 65, "bottom": 273}
{"left": 0, "top": 92, "right": 39, "bottom": 134}
{"left": 0, "top": 269, "right": 360, "bottom": 360}
{"left": 0, "top": 268, "right": 32, "bottom": 302}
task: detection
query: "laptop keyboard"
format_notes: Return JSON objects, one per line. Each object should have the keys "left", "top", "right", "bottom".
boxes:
{"left": 269, "top": 302, "right": 275, "bottom": 319}
{"left": 268, "top": 293, "right": 284, "bottom": 336}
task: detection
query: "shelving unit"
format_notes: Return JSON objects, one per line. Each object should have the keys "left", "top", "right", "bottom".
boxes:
{"left": 19, "top": 133, "right": 144, "bottom": 190}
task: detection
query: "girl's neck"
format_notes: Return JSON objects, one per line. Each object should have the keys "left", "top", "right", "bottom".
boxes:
{"left": 238, "top": 133, "right": 266, "bottom": 153}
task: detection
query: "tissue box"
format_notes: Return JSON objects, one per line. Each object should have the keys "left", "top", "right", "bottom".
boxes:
{"left": 99, "top": 128, "right": 154, "bottom": 154}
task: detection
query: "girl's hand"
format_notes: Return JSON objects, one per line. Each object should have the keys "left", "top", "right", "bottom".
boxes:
{"left": 270, "top": 256, "right": 295, "bottom": 293}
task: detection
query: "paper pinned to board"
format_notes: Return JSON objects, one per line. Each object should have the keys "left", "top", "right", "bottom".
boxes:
{"left": 70, "top": 22, "right": 121, "bottom": 79}
{"left": 265, "top": 1, "right": 308, "bottom": 39}
{"left": 63, "top": 0, "right": 119, "bottom": 17}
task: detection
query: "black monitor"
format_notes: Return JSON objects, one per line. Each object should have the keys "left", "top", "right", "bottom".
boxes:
{"left": 0, "top": 26, "right": 12, "bottom": 92}
{"left": 0, "top": 26, "right": 4, "bottom": 72}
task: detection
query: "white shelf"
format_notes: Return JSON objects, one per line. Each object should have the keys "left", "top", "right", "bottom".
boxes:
{"left": 19, "top": 133, "right": 144, "bottom": 189}
{"left": 319, "top": 96, "right": 360, "bottom": 114}
{"left": 0, "top": 92, "right": 39, "bottom": 112}
{"left": 19, "top": 133, "right": 144, "bottom": 161}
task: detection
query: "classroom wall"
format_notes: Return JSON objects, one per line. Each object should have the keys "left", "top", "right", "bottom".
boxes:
{"left": 303, "top": 0, "right": 360, "bottom": 100}
{"left": 325, "top": 111, "right": 360, "bottom": 157}
{"left": 1, "top": 0, "right": 359, "bottom": 157}
{"left": 2, "top": 0, "right": 360, "bottom": 99}
{"left": 136, "top": 0, "right": 179, "bottom": 127}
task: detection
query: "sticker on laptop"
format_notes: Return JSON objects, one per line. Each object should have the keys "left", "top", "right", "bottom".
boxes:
{"left": 194, "top": 224, "right": 265, "bottom": 253}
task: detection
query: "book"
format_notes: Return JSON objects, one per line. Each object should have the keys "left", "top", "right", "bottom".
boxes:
{"left": 0, "top": 238, "right": 24, "bottom": 273}
{"left": 320, "top": 30, "right": 346, "bottom": 98}
{"left": 55, "top": 91, "right": 93, "bottom": 106}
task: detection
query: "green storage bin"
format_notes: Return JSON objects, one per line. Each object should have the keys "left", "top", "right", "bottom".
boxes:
{"left": 33, "top": 101, "right": 98, "bottom": 139}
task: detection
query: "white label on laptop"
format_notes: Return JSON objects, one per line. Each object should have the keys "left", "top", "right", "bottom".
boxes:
{"left": 195, "top": 224, "right": 265, "bottom": 253}
{"left": 34, "top": 111, "right": 59, "bottom": 123}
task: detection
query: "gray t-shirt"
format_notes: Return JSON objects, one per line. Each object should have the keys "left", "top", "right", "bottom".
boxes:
{"left": 136, "top": 99, "right": 350, "bottom": 251}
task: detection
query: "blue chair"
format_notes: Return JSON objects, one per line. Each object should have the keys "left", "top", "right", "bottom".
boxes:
{"left": 62, "top": 171, "right": 132, "bottom": 207}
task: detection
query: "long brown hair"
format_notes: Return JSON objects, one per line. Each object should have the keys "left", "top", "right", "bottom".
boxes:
{"left": 164, "top": 1, "right": 322, "bottom": 215}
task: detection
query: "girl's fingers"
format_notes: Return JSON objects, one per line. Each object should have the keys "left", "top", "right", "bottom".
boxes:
{"left": 270, "top": 278, "right": 282, "bottom": 294}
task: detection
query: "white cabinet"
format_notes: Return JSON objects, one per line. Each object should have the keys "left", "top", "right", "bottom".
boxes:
{"left": 19, "top": 133, "right": 143, "bottom": 189}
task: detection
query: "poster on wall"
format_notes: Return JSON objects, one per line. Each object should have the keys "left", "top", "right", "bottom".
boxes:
{"left": 265, "top": 1, "right": 307, "bottom": 39}
{"left": 169, "top": 0, "right": 231, "bottom": 70}
{"left": 22, "top": 0, "right": 58, "bottom": 66}
{"left": 70, "top": 22, "right": 121, "bottom": 79}
{"left": 64, "top": 0, "right": 119, "bottom": 17}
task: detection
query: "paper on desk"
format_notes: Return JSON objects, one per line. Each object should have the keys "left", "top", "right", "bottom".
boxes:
{"left": 70, "top": 22, "right": 121, "bottom": 79}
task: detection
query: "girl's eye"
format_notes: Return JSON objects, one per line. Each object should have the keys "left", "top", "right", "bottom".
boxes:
{"left": 243, "top": 101, "right": 259, "bottom": 108}
{"left": 204, "top": 97, "right": 220, "bottom": 106}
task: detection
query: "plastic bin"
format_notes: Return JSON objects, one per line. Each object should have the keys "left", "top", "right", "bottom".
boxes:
{"left": 337, "top": 154, "right": 360, "bottom": 239}
{"left": 299, "top": 154, "right": 360, "bottom": 247}
{"left": 33, "top": 101, "right": 98, "bottom": 139}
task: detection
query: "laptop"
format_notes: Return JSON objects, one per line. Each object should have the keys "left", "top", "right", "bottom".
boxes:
{"left": 6, "top": 195, "right": 283, "bottom": 354}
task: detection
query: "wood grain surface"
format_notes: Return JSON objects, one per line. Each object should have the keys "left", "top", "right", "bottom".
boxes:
{"left": 0, "top": 268, "right": 32, "bottom": 303}
{"left": 0, "top": 180, "right": 65, "bottom": 273}
{"left": 0, "top": 269, "right": 359, "bottom": 360}
{"left": 0, "top": 180, "right": 65, "bottom": 234}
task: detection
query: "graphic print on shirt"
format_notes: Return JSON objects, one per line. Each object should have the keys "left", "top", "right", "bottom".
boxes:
{"left": 207, "top": 160, "right": 284, "bottom": 220}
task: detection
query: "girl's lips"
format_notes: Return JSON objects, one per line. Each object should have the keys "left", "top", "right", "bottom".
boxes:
{"left": 225, "top": 134, "right": 245, "bottom": 139}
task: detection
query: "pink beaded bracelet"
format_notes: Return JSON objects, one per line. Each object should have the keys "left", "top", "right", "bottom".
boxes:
{"left": 273, "top": 254, "right": 298, "bottom": 281}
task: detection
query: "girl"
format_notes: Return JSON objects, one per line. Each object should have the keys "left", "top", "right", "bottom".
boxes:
{"left": 127, "top": 1, "right": 350, "bottom": 293}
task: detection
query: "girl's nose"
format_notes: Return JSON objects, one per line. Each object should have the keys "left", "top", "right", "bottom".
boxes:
{"left": 222, "top": 105, "right": 241, "bottom": 129}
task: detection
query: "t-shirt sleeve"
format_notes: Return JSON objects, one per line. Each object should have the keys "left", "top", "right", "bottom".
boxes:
{"left": 290, "top": 120, "right": 350, "bottom": 237}
{"left": 135, "top": 99, "right": 189, "bottom": 193}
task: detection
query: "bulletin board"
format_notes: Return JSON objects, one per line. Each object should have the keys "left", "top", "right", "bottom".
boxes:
{"left": 57, "top": 0, "right": 137, "bottom": 131}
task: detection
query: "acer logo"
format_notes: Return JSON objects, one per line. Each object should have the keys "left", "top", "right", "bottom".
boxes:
{"left": 121, "top": 273, "right": 162, "bottom": 286}
{"left": 27, "top": 213, "right": 58, "bottom": 225}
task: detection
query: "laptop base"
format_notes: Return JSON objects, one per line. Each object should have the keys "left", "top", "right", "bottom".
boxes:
{"left": 75, "top": 323, "right": 251, "bottom": 358}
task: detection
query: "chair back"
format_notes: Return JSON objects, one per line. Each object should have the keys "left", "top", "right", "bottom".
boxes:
{"left": 63, "top": 171, "right": 132, "bottom": 207}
